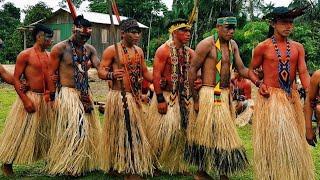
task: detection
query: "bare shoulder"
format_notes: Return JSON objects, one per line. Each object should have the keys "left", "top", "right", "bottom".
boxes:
{"left": 103, "top": 44, "right": 116, "bottom": 54}
{"left": 84, "top": 43, "right": 97, "bottom": 52}
{"left": 155, "top": 43, "right": 170, "bottom": 58}
{"left": 134, "top": 45, "right": 144, "bottom": 55}
{"left": 17, "top": 48, "right": 32, "bottom": 61}
{"left": 254, "top": 39, "right": 269, "bottom": 51}
{"left": 312, "top": 70, "right": 320, "bottom": 79}
{"left": 51, "top": 40, "right": 68, "bottom": 52}
{"left": 230, "top": 39, "right": 239, "bottom": 49}
{"left": 290, "top": 40, "right": 304, "bottom": 49}
{"left": 197, "top": 36, "right": 214, "bottom": 48}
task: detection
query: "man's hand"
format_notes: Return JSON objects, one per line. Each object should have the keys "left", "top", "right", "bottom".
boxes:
{"left": 23, "top": 98, "right": 36, "bottom": 113}
{"left": 306, "top": 127, "right": 317, "bottom": 147}
{"left": 19, "top": 80, "right": 29, "bottom": 93}
{"left": 259, "top": 83, "right": 270, "bottom": 98}
{"left": 194, "top": 101, "right": 199, "bottom": 113}
{"left": 51, "top": 74, "right": 59, "bottom": 84}
{"left": 113, "top": 68, "right": 125, "bottom": 79}
{"left": 157, "top": 102, "right": 168, "bottom": 114}
{"left": 194, "top": 78, "right": 202, "bottom": 91}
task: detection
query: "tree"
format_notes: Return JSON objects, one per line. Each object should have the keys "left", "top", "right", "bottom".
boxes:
{"left": 58, "top": 0, "right": 83, "bottom": 8}
{"left": 23, "top": 2, "right": 53, "bottom": 25}
{"left": 0, "top": 2, "right": 22, "bottom": 63}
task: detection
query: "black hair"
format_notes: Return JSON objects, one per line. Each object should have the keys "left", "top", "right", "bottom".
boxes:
{"left": 166, "top": 18, "right": 188, "bottom": 30}
{"left": 32, "top": 24, "right": 53, "bottom": 41}
{"left": 218, "top": 10, "right": 235, "bottom": 18}
{"left": 120, "top": 18, "right": 139, "bottom": 32}
{"left": 74, "top": 15, "right": 92, "bottom": 27}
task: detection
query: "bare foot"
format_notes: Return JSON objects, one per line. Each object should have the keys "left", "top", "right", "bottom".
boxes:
{"left": 194, "top": 171, "right": 212, "bottom": 180}
{"left": 220, "top": 175, "right": 229, "bottom": 180}
{"left": 1, "top": 164, "right": 13, "bottom": 176}
{"left": 124, "top": 174, "right": 143, "bottom": 180}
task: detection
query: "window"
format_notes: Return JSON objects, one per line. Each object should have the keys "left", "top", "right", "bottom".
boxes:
{"left": 53, "top": 29, "right": 61, "bottom": 43}
{"left": 101, "top": 29, "right": 109, "bottom": 43}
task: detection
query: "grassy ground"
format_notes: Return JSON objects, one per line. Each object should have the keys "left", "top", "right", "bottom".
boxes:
{"left": 0, "top": 84, "right": 320, "bottom": 179}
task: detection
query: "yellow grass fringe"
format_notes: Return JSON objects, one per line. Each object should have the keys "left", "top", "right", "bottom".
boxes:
{"left": 146, "top": 91, "right": 196, "bottom": 174}
{"left": 0, "top": 91, "right": 52, "bottom": 164}
{"left": 186, "top": 86, "right": 248, "bottom": 175}
{"left": 46, "top": 87, "right": 101, "bottom": 176}
{"left": 100, "top": 90, "right": 154, "bottom": 175}
{"left": 253, "top": 87, "right": 314, "bottom": 180}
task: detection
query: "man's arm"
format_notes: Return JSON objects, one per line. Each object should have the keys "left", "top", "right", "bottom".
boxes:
{"left": 48, "top": 44, "right": 63, "bottom": 97}
{"left": 88, "top": 45, "right": 100, "bottom": 70}
{"left": 233, "top": 41, "right": 249, "bottom": 78}
{"left": 189, "top": 39, "right": 210, "bottom": 104}
{"left": 98, "top": 46, "right": 115, "bottom": 80}
{"left": 0, "top": 64, "right": 14, "bottom": 85}
{"left": 153, "top": 45, "right": 169, "bottom": 114}
{"left": 305, "top": 70, "right": 320, "bottom": 145}
{"left": 249, "top": 43, "right": 271, "bottom": 98}
{"left": 14, "top": 51, "right": 35, "bottom": 113}
{"left": 297, "top": 43, "right": 310, "bottom": 90}
{"left": 139, "top": 48, "right": 152, "bottom": 83}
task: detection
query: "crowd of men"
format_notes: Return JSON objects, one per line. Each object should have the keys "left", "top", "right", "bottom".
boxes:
{"left": 0, "top": 5, "right": 319, "bottom": 180}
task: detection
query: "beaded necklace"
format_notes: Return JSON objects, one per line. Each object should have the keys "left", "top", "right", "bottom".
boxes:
{"left": 168, "top": 40, "right": 191, "bottom": 129}
{"left": 120, "top": 42, "right": 143, "bottom": 104}
{"left": 69, "top": 40, "right": 90, "bottom": 94}
{"left": 271, "top": 35, "right": 291, "bottom": 95}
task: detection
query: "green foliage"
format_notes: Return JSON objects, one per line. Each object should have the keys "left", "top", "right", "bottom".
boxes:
{"left": 148, "top": 33, "right": 168, "bottom": 61}
{"left": 0, "top": 2, "right": 22, "bottom": 63}
{"left": 291, "top": 23, "right": 320, "bottom": 72}
{"left": 234, "top": 21, "right": 269, "bottom": 66}
{"left": 23, "top": 2, "right": 53, "bottom": 25}
{"left": 58, "top": 0, "right": 83, "bottom": 8}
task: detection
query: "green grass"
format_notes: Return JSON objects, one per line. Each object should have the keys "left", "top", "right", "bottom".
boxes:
{"left": 0, "top": 85, "right": 320, "bottom": 179}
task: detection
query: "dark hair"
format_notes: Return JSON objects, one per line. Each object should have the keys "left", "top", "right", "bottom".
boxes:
{"left": 74, "top": 15, "right": 92, "bottom": 27}
{"left": 218, "top": 10, "right": 235, "bottom": 18}
{"left": 120, "top": 18, "right": 139, "bottom": 32}
{"left": 166, "top": 18, "right": 188, "bottom": 29}
{"left": 32, "top": 24, "right": 53, "bottom": 41}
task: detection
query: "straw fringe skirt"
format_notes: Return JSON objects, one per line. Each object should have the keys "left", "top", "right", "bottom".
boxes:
{"left": 186, "top": 86, "right": 248, "bottom": 175}
{"left": 46, "top": 87, "right": 101, "bottom": 176}
{"left": 100, "top": 90, "right": 154, "bottom": 175}
{"left": 146, "top": 91, "right": 196, "bottom": 174}
{"left": 253, "top": 87, "right": 314, "bottom": 180}
{"left": 0, "top": 91, "right": 51, "bottom": 164}
{"left": 235, "top": 99, "right": 254, "bottom": 127}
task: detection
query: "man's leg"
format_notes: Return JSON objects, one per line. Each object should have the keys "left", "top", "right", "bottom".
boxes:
{"left": 194, "top": 169, "right": 213, "bottom": 180}
{"left": 1, "top": 163, "right": 13, "bottom": 176}
{"left": 220, "top": 175, "right": 229, "bottom": 180}
{"left": 124, "top": 174, "right": 143, "bottom": 180}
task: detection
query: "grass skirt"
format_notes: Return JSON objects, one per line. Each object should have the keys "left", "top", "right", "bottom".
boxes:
{"left": 253, "top": 87, "right": 314, "bottom": 180}
{"left": 100, "top": 90, "right": 154, "bottom": 175}
{"left": 146, "top": 91, "right": 196, "bottom": 174}
{"left": 46, "top": 87, "right": 101, "bottom": 176}
{"left": 0, "top": 91, "right": 51, "bottom": 164}
{"left": 185, "top": 86, "right": 248, "bottom": 175}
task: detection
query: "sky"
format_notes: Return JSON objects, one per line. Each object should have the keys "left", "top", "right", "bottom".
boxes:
{"left": 1, "top": 0, "right": 293, "bottom": 20}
